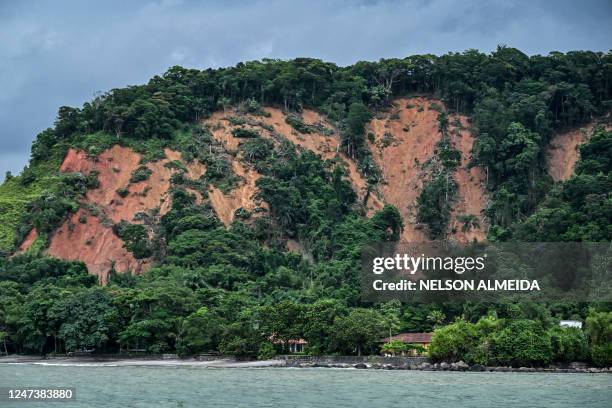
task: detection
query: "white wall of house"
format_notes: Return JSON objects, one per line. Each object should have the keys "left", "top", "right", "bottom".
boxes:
{"left": 560, "top": 320, "right": 582, "bottom": 328}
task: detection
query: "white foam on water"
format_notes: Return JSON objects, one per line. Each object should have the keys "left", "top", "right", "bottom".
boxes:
{"left": 32, "top": 362, "right": 120, "bottom": 367}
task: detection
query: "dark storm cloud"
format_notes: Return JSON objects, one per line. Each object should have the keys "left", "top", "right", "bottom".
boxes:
{"left": 1, "top": 0, "right": 611, "bottom": 180}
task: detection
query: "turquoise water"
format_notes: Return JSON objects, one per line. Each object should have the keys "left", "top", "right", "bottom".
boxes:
{"left": 0, "top": 364, "right": 611, "bottom": 407}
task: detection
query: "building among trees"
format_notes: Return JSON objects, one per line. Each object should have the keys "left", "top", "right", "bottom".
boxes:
{"left": 380, "top": 333, "right": 433, "bottom": 356}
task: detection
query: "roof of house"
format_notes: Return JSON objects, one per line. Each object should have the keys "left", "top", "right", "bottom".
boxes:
{"left": 269, "top": 334, "right": 308, "bottom": 345}
{"left": 380, "top": 333, "right": 433, "bottom": 344}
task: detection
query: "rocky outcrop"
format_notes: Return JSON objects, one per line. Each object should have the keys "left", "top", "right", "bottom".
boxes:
{"left": 286, "top": 356, "right": 611, "bottom": 372}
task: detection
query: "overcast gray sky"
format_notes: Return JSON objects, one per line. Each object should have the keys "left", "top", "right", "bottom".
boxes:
{"left": 1, "top": 0, "right": 611, "bottom": 181}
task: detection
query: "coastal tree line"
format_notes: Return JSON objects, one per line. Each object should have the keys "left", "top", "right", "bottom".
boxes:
{"left": 0, "top": 256, "right": 609, "bottom": 367}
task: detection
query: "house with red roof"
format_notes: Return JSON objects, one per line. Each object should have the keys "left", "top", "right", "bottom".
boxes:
{"left": 380, "top": 333, "right": 433, "bottom": 356}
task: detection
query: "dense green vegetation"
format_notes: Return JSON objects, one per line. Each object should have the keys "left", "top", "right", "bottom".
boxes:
{"left": 0, "top": 48, "right": 611, "bottom": 360}
{"left": 513, "top": 127, "right": 612, "bottom": 241}
{"left": 416, "top": 115, "right": 461, "bottom": 238}
{"left": 112, "top": 222, "right": 152, "bottom": 259}
{"left": 129, "top": 166, "right": 152, "bottom": 183}
{"left": 429, "top": 309, "right": 610, "bottom": 367}
{"left": 3, "top": 47, "right": 612, "bottom": 250}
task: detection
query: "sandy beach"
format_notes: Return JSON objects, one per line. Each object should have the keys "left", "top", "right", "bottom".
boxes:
{"left": 0, "top": 355, "right": 285, "bottom": 368}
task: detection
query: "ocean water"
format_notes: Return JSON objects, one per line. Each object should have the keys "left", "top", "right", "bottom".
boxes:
{"left": 0, "top": 364, "right": 611, "bottom": 408}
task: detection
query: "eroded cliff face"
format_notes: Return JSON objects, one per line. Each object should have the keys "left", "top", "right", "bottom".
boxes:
{"left": 546, "top": 122, "right": 612, "bottom": 182}
{"left": 47, "top": 208, "right": 146, "bottom": 283}
{"left": 18, "top": 228, "right": 38, "bottom": 252}
{"left": 21, "top": 145, "right": 204, "bottom": 283}
{"left": 367, "top": 97, "right": 488, "bottom": 242}
{"left": 207, "top": 160, "right": 262, "bottom": 226}
{"left": 19, "top": 98, "right": 496, "bottom": 280}
{"left": 203, "top": 106, "right": 384, "bottom": 224}
{"left": 546, "top": 127, "right": 590, "bottom": 182}
{"left": 204, "top": 99, "right": 488, "bottom": 242}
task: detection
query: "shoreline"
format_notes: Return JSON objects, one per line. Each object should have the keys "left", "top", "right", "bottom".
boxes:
{"left": 0, "top": 355, "right": 610, "bottom": 373}
{"left": 0, "top": 355, "right": 284, "bottom": 368}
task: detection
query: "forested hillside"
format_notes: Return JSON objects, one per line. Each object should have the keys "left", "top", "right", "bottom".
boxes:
{"left": 0, "top": 47, "right": 610, "bottom": 363}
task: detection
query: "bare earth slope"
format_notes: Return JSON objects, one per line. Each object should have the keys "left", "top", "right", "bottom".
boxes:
{"left": 207, "top": 159, "right": 263, "bottom": 227}
{"left": 546, "top": 121, "right": 611, "bottom": 182}
{"left": 21, "top": 146, "right": 204, "bottom": 283}
{"left": 203, "top": 106, "right": 383, "bottom": 224}
{"left": 19, "top": 98, "right": 493, "bottom": 279}
{"left": 367, "top": 97, "right": 488, "bottom": 242}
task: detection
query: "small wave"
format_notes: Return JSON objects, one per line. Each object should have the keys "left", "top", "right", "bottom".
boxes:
{"left": 31, "top": 362, "right": 120, "bottom": 367}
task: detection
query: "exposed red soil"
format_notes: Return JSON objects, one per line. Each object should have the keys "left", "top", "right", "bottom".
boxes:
{"left": 47, "top": 209, "right": 145, "bottom": 284}
{"left": 35, "top": 99, "right": 494, "bottom": 279}
{"left": 286, "top": 238, "right": 314, "bottom": 262}
{"left": 546, "top": 122, "right": 611, "bottom": 182}
{"left": 45, "top": 146, "right": 204, "bottom": 282}
{"left": 367, "top": 97, "right": 487, "bottom": 242}
{"left": 207, "top": 160, "right": 265, "bottom": 226}
{"left": 263, "top": 108, "right": 337, "bottom": 157}
{"left": 60, "top": 146, "right": 205, "bottom": 224}
{"left": 60, "top": 148, "right": 95, "bottom": 173}
{"left": 547, "top": 127, "right": 588, "bottom": 182}
{"left": 367, "top": 98, "right": 440, "bottom": 242}
{"left": 18, "top": 228, "right": 38, "bottom": 252}
{"left": 86, "top": 146, "right": 148, "bottom": 222}
{"left": 207, "top": 100, "right": 487, "bottom": 243}
{"left": 165, "top": 149, "right": 206, "bottom": 180}
{"left": 447, "top": 116, "right": 488, "bottom": 242}
{"left": 286, "top": 238, "right": 301, "bottom": 253}
{"left": 262, "top": 108, "right": 384, "bottom": 213}
{"left": 205, "top": 107, "right": 383, "bottom": 215}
